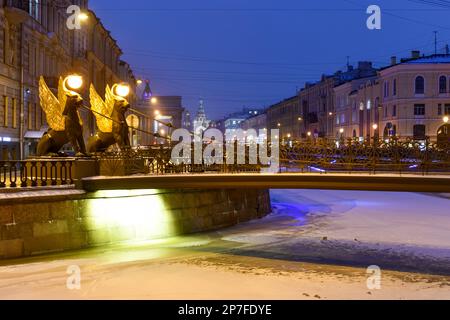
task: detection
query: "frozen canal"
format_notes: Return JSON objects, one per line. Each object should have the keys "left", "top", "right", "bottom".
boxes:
{"left": 0, "top": 190, "right": 449, "bottom": 300}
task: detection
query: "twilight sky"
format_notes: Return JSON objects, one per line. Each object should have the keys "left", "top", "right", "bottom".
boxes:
{"left": 89, "top": 0, "right": 450, "bottom": 120}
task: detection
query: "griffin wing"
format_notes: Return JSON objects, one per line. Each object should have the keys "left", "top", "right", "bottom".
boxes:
{"left": 39, "top": 76, "right": 65, "bottom": 131}
{"left": 90, "top": 84, "right": 113, "bottom": 133}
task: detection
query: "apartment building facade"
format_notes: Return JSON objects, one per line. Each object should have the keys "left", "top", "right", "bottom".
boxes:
{"left": 0, "top": 0, "right": 135, "bottom": 159}
{"left": 334, "top": 53, "right": 450, "bottom": 141}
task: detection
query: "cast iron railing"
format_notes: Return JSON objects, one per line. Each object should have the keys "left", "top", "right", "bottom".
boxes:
{"left": 0, "top": 160, "right": 74, "bottom": 188}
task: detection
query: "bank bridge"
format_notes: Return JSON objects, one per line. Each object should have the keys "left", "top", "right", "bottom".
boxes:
{"left": 1, "top": 141, "right": 450, "bottom": 260}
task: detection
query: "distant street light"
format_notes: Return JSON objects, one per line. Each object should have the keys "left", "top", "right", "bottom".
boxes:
{"left": 154, "top": 110, "right": 160, "bottom": 116}
{"left": 444, "top": 116, "right": 449, "bottom": 124}
{"left": 339, "top": 128, "right": 344, "bottom": 134}
{"left": 136, "top": 79, "right": 143, "bottom": 85}
{"left": 151, "top": 97, "right": 158, "bottom": 104}
{"left": 298, "top": 117, "right": 303, "bottom": 121}
{"left": 307, "top": 131, "right": 312, "bottom": 137}
{"left": 277, "top": 123, "right": 281, "bottom": 127}
{"left": 372, "top": 124, "right": 378, "bottom": 130}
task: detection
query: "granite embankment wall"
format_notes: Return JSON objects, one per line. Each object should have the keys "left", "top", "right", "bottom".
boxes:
{"left": 0, "top": 188, "right": 271, "bottom": 259}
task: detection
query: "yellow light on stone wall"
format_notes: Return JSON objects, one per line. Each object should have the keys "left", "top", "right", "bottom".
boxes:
{"left": 85, "top": 189, "right": 175, "bottom": 242}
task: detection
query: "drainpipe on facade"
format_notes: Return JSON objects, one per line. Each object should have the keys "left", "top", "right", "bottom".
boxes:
{"left": 19, "top": 22, "right": 24, "bottom": 160}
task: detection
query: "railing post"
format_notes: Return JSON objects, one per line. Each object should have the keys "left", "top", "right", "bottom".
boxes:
{"left": 20, "top": 162, "right": 28, "bottom": 188}
{"left": 0, "top": 162, "right": 6, "bottom": 188}
{"left": 41, "top": 161, "right": 48, "bottom": 187}
{"left": 30, "top": 161, "right": 38, "bottom": 187}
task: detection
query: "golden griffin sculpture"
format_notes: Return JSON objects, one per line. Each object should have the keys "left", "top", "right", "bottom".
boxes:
{"left": 37, "top": 76, "right": 87, "bottom": 156}
{"left": 87, "top": 83, "right": 131, "bottom": 153}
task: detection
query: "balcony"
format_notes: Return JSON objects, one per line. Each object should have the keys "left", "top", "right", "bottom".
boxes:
{"left": 5, "top": 0, "right": 30, "bottom": 24}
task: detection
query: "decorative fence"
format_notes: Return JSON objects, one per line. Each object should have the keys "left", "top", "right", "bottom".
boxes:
{"left": 280, "top": 138, "right": 450, "bottom": 174}
{"left": 0, "top": 160, "right": 74, "bottom": 188}
{"left": 1, "top": 138, "right": 449, "bottom": 189}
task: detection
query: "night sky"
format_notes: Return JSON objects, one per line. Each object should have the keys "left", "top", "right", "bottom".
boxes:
{"left": 89, "top": 0, "right": 450, "bottom": 120}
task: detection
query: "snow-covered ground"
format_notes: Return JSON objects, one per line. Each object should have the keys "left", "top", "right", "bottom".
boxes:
{"left": 0, "top": 189, "right": 449, "bottom": 299}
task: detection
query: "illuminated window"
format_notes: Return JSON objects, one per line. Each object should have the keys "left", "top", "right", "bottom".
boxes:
{"left": 2, "top": 96, "right": 8, "bottom": 127}
{"left": 12, "top": 98, "right": 17, "bottom": 128}
{"left": 29, "top": 0, "right": 40, "bottom": 21}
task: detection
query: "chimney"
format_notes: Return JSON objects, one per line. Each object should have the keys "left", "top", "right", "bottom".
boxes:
{"left": 391, "top": 56, "right": 397, "bottom": 65}
{"left": 411, "top": 50, "right": 420, "bottom": 59}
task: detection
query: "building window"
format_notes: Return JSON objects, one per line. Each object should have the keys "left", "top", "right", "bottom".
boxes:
{"left": 29, "top": 0, "right": 40, "bottom": 21}
{"left": 392, "top": 105, "right": 397, "bottom": 117}
{"left": 439, "top": 76, "right": 447, "bottom": 94}
{"left": 28, "top": 102, "right": 33, "bottom": 130}
{"left": 12, "top": 98, "right": 17, "bottom": 128}
{"left": 2, "top": 96, "right": 8, "bottom": 127}
{"left": 393, "top": 79, "right": 397, "bottom": 96}
{"left": 384, "top": 82, "right": 389, "bottom": 97}
{"left": 438, "top": 104, "right": 442, "bottom": 115}
{"left": 414, "top": 104, "right": 425, "bottom": 116}
{"left": 35, "top": 103, "right": 39, "bottom": 130}
{"left": 413, "top": 124, "right": 426, "bottom": 140}
{"left": 415, "top": 76, "right": 425, "bottom": 94}
{"left": 445, "top": 104, "right": 450, "bottom": 115}
{"left": 384, "top": 105, "right": 388, "bottom": 118}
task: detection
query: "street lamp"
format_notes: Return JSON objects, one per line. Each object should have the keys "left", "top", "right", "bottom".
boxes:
{"left": 151, "top": 97, "right": 158, "bottom": 104}
{"left": 372, "top": 124, "right": 378, "bottom": 130}
{"left": 63, "top": 74, "right": 83, "bottom": 92}
{"left": 112, "top": 83, "right": 130, "bottom": 98}
{"left": 444, "top": 116, "right": 449, "bottom": 124}
{"left": 136, "top": 79, "right": 143, "bottom": 85}
{"left": 298, "top": 117, "right": 302, "bottom": 121}
{"left": 307, "top": 131, "right": 312, "bottom": 137}
{"left": 339, "top": 128, "right": 344, "bottom": 134}
{"left": 277, "top": 123, "right": 281, "bottom": 127}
